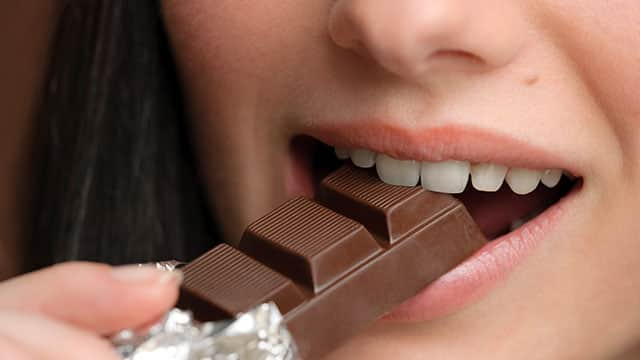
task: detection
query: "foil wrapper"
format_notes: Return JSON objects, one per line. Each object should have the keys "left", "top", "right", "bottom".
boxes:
{"left": 112, "top": 263, "right": 297, "bottom": 360}
{"left": 143, "top": 261, "right": 187, "bottom": 272}
{"left": 112, "top": 303, "right": 297, "bottom": 360}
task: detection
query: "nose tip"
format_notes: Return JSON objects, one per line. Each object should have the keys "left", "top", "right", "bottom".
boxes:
{"left": 329, "top": 0, "right": 525, "bottom": 81}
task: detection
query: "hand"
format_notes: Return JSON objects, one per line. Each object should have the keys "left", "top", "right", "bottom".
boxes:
{"left": 0, "top": 262, "right": 181, "bottom": 359}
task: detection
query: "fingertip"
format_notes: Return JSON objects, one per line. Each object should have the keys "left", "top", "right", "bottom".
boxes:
{"left": 160, "top": 268, "right": 183, "bottom": 286}
{"left": 100, "top": 267, "right": 181, "bottom": 332}
{"left": 112, "top": 266, "right": 181, "bottom": 305}
{"left": 1, "top": 262, "right": 182, "bottom": 334}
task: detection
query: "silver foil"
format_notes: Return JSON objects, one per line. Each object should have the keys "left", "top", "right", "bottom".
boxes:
{"left": 143, "top": 261, "right": 187, "bottom": 272}
{"left": 112, "top": 263, "right": 298, "bottom": 360}
{"left": 112, "top": 303, "right": 297, "bottom": 360}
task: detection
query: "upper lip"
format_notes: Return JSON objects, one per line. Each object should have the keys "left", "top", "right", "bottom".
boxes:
{"left": 305, "top": 120, "right": 581, "bottom": 176}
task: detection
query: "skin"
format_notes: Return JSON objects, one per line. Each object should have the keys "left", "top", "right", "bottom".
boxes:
{"left": 162, "top": 0, "right": 640, "bottom": 359}
{"left": 0, "top": 263, "right": 182, "bottom": 359}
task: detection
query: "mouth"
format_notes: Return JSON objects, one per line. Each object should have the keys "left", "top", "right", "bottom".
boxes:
{"left": 287, "top": 128, "right": 582, "bottom": 321}
{"left": 288, "top": 133, "right": 579, "bottom": 241}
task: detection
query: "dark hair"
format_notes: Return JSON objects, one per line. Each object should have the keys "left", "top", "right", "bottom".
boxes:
{"left": 28, "top": 0, "right": 217, "bottom": 270}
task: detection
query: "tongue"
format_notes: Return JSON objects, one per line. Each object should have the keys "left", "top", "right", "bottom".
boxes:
{"left": 455, "top": 182, "right": 568, "bottom": 239}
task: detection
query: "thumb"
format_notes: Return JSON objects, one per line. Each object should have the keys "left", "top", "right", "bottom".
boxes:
{"left": 0, "top": 262, "right": 182, "bottom": 334}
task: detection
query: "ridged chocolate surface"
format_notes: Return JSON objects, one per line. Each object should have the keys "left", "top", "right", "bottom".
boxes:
{"left": 322, "top": 164, "right": 422, "bottom": 209}
{"left": 241, "top": 197, "right": 382, "bottom": 293}
{"left": 320, "top": 165, "right": 459, "bottom": 244}
{"left": 179, "top": 165, "right": 487, "bottom": 359}
{"left": 247, "top": 197, "right": 360, "bottom": 257}
{"left": 179, "top": 244, "right": 305, "bottom": 321}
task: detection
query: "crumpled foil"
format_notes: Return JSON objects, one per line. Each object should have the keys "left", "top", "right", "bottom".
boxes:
{"left": 112, "top": 303, "right": 297, "bottom": 360}
{"left": 111, "top": 263, "right": 298, "bottom": 360}
{"left": 144, "top": 261, "right": 187, "bottom": 272}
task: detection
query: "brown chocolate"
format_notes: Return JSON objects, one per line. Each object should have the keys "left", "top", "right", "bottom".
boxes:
{"left": 241, "top": 196, "right": 382, "bottom": 294}
{"left": 179, "top": 244, "right": 306, "bottom": 320}
{"left": 318, "top": 164, "right": 463, "bottom": 244}
{"left": 179, "top": 165, "right": 487, "bottom": 359}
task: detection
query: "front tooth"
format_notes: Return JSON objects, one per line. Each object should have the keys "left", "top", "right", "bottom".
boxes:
{"left": 421, "top": 160, "right": 470, "bottom": 194}
{"left": 505, "top": 168, "right": 542, "bottom": 195}
{"left": 376, "top": 154, "right": 420, "bottom": 186}
{"left": 350, "top": 149, "right": 376, "bottom": 168}
{"left": 470, "top": 163, "right": 507, "bottom": 192}
{"left": 334, "top": 147, "right": 350, "bottom": 160}
{"left": 541, "top": 169, "right": 562, "bottom": 188}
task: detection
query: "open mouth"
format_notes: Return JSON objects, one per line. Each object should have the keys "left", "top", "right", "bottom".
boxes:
{"left": 289, "top": 135, "right": 581, "bottom": 241}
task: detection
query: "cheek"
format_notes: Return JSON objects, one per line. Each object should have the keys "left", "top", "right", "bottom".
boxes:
{"left": 162, "top": 0, "right": 292, "bottom": 161}
{"left": 161, "top": 0, "right": 333, "bottom": 241}
{"left": 537, "top": 1, "right": 640, "bottom": 173}
{"left": 162, "top": 0, "right": 327, "bottom": 104}
{"left": 163, "top": 1, "right": 269, "bottom": 100}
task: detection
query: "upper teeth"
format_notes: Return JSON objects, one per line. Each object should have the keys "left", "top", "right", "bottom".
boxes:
{"left": 335, "top": 147, "right": 564, "bottom": 195}
{"left": 349, "top": 149, "right": 376, "bottom": 168}
{"left": 376, "top": 154, "right": 420, "bottom": 186}
{"left": 471, "top": 163, "right": 508, "bottom": 192}
{"left": 541, "top": 169, "right": 562, "bottom": 187}
{"left": 421, "top": 160, "right": 470, "bottom": 194}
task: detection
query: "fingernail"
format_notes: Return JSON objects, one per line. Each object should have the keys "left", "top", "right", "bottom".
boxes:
{"left": 160, "top": 269, "right": 183, "bottom": 285}
{"left": 111, "top": 265, "right": 179, "bottom": 284}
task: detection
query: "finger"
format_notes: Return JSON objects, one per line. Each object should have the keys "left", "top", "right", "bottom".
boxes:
{"left": 0, "top": 262, "right": 181, "bottom": 334}
{"left": 0, "top": 311, "right": 120, "bottom": 360}
{"left": 0, "top": 334, "right": 36, "bottom": 360}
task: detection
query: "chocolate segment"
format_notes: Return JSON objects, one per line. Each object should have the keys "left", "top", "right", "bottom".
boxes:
{"left": 179, "top": 165, "right": 487, "bottom": 359}
{"left": 179, "top": 244, "right": 306, "bottom": 321}
{"left": 319, "top": 165, "right": 460, "bottom": 244}
{"left": 240, "top": 196, "right": 382, "bottom": 293}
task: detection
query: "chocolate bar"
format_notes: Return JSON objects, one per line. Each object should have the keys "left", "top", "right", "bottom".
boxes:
{"left": 178, "top": 165, "right": 487, "bottom": 359}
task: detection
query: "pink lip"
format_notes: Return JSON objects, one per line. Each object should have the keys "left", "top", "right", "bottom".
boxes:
{"left": 383, "top": 182, "right": 580, "bottom": 322}
{"left": 309, "top": 122, "right": 578, "bottom": 175}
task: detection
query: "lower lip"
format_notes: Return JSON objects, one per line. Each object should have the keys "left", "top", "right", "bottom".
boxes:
{"left": 382, "top": 182, "right": 581, "bottom": 322}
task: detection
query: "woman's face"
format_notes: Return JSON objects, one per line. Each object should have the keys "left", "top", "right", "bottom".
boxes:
{"left": 162, "top": 1, "right": 640, "bottom": 358}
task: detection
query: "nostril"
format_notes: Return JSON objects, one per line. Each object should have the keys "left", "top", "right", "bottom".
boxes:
{"left": 429, "top": 49, "right": 485, "bottom": 65}
{"left": 343, "top": 39, "right": 371, "bottom": 59}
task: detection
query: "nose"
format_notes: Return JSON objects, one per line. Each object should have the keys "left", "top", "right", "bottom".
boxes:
{"left": 328, "top": 0, "right": 526, "bottom": 81}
